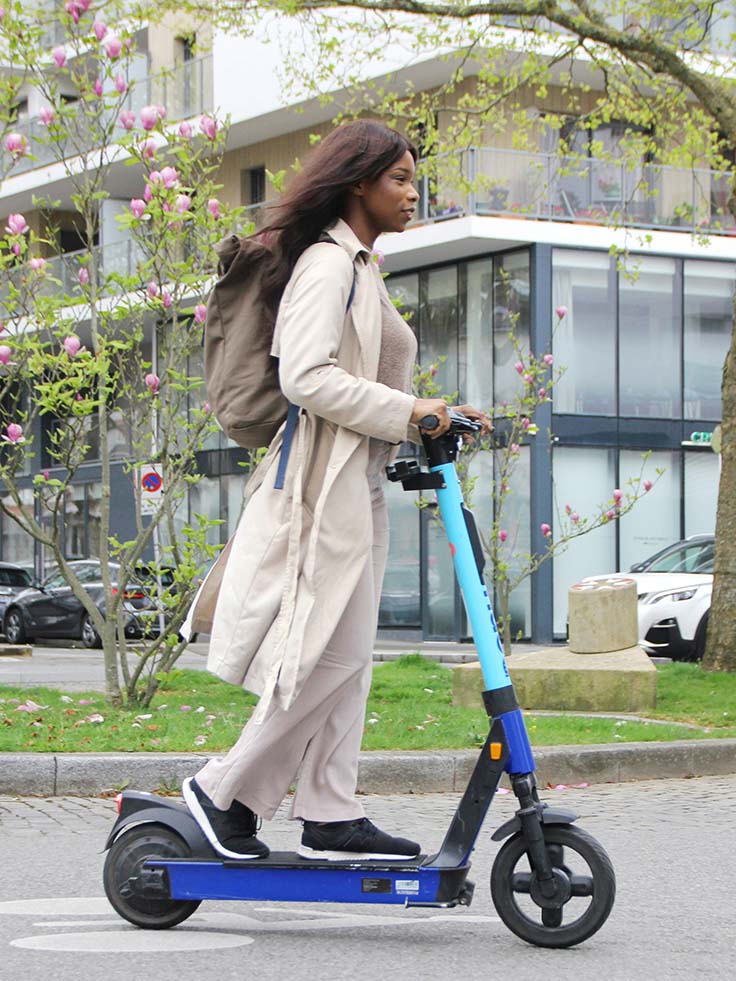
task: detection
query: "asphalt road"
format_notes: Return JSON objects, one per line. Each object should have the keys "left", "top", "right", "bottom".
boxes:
{"left": 1, "top": 776, "right": 732, "bottom": 981}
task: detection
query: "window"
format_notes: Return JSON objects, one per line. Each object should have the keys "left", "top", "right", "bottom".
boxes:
{"left": 0, "top": 567, "right": 32, "bottom": 587}
{"left": 684, "top": 452, "right": 719, "bottom": 536}
{"left": 421, "top": 267, "right": 458, "bottom": 397}
{"left": 553, "top": 250, "right": 615, "bottom": 414}
{"left": 619, "top": 256, "right": 680, "bottom": 418}
{"left": 683, "top": 260, "right": 733, "bottom": 420}
{"left": 493, "top": 251, "right": 530, "bottom": 405}
{"left": 619, "top": 450, "right": 680, "bottom": 571}
{"left": 241, "top": 166, "right": 266, "bottom": 206}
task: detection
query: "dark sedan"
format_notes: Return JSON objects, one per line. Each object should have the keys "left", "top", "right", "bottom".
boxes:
{"left": 2, "top": 560, "right": 171, "bottom": 648}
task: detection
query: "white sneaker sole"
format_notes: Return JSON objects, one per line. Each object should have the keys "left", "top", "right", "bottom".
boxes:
{"left": 297, "top": 844, "right": 420, "bottom": 862}
{"left": 182, "top": 777, "right": 265, "bottom": 861}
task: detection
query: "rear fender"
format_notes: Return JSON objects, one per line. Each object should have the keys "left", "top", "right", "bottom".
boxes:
{"left": 104, "top": 791, "right": 215, "bottom": 858}
{"left": 491, "top": 806, "right": 578, "bottom": 842}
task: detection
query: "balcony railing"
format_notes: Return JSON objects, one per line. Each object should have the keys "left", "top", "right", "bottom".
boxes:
{"left": 242, "top": 147, "right": 736, "bottom": 238}
{"left": 1, "top": 56, "right": 213, "bottom": 180}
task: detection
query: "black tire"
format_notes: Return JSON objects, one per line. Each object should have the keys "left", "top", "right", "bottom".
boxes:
{"left": 103, "top": 823, "right": 201, "bottom": 929}
{"left": 81, "top": 612, "right": 102, "bottom": 649}
{"left": 491, "top": 824, "right": 616, "bottom": 949}
{"left": 694, "top": 612, "right": 709, "bottom": 662}
{"left": 4, "top": 608, "right": 30, "bottom": 645}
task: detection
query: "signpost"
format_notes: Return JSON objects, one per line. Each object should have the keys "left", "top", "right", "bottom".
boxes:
{"left": 139, "top": 465, "right": 163, "bottom": 516}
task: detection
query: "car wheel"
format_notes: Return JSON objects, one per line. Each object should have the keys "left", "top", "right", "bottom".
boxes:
{"left": 81, "top": 613, "right": 102, "bottom": 649}
{"left": 4, "top": 608, "right": 30, "bottom": 645}
{"left": 694, "top": 612, "right": 709, "bottom": 662}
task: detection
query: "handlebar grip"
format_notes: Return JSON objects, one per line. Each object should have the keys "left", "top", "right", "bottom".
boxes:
{"left": 419, "top": 414, "right": 440, "bottom": 431}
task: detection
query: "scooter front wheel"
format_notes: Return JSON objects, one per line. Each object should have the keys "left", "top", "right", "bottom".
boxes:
{"left": 104, "top": 823, "right": 201, "bottom": 929}
{"left": 490, "top": 824, "right": 615, "bottom": 948}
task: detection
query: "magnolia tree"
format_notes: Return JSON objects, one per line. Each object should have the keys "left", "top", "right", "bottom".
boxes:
{"left": 0, "top": 3, "right": 236, "bottom": 707}
{"left": 415, "top": 303, "right": 659, "bottom": 655}
{"left": 187, "top": 0, "right": 736, "bottom": 669}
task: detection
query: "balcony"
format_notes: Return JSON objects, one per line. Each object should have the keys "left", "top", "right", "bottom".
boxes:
{"left": 242, "top": 147, "right": 736, "bottom": 238}
{"left": 0, "top": 56, "right": 213, "bottom": 180}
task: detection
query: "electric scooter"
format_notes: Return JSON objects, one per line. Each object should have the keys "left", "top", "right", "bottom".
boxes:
{"left": 102, "top": 411, "right": 616, "bottom": 948}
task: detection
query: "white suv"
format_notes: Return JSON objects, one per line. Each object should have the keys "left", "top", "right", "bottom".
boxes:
{"left": 582, "top": 535, "right": 714, "bottom": 661}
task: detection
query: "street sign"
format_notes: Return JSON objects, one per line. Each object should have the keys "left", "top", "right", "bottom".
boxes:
{"left": 139, "top": 464, "right": 163, "bottom": 515}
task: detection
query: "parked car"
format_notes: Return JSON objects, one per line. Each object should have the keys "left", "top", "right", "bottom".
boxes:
{"left": 0, "top": 562, "right": 35, "bottom": 625}
{"left": 2, "top": 560, "right": 173, "bottom": 649}
{"left": 582, "top": 535, "right": 714, "bottom": 661}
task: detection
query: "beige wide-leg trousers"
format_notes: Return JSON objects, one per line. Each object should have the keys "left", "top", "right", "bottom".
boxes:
{"left": 195, "top": 492, "right": 389, "bottom": 823}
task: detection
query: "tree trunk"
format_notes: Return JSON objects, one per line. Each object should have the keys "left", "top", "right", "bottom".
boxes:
{"left": 703, "top": 303, "right": 736, "bottom": 671}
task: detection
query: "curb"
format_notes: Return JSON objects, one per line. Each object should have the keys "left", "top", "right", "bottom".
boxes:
{"left": 1, "top": 739, "right": 735, "bottom": 797}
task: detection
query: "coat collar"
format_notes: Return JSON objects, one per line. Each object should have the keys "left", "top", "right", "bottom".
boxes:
{"left": 325, "top": 218, "right": 371, "bottom": 265}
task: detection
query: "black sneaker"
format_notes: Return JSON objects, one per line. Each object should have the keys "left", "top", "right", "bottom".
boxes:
{"left": 182, "top": 777, "right": 270, "bottom": 860}
{"left": 298, "top": 817, "right": 421, "bottom": 861}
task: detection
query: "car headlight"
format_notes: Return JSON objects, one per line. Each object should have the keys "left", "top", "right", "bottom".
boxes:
{"left": 641, "top": 587, "right": 698, "bottom": 605}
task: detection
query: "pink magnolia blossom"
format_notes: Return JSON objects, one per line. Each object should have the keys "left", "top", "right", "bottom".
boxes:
{"left": 52, "top": 47, "right": 67, "bottom": 68}
{"left": 92, "top": 19, "right": 107, "bottom": 40}
{"left": 63, "top": 335, "right": 81, "bottom": 357}
{"left": 605, "top": 509, "right": 615, "bottom": 520}
{"left": 148, "top": 169, "right": 162, "bottom": 186}
{"left": 203, "top": 401, "right": 211, "bottom": 413}
{"left": 612, "top": 488, "right": 623, "bottom": 505}
{"left": 0, "top": 346, "right": 11, "bottom": 365}
{"left": 644, "top": 479, "right": 652, "bottom": 492}
{"left": 143, "top": 185, "right": 153, "bottom": 203}
{"left": 498, "top": 529, "right": 508, "bottom": 543}
{"left": 207, "top": 198, "right": 220, "bottom": 219}
{"left": 538, "top": 388, "right": 546, "bottom": 399}
{"left": 175, "top": 194, "right": 192, "bottom": 213}
{"left": 193, "top": 304, "right": 207, "bottom": 324}
{"left": 146, "top": 281, "right": 159, "bottom": 299}
{"left": 140, "top": 105, "right": 159, "bottom": 131}
{"left": 75, "top": 393, "right": 83, "bottom": 401}
{"left": 565, "top": 503, "right": 572, "bottom": 515}
{"left": 521, "top": 417, "right": 531, "bottom": 430}
{"left": 543, "top": 353, "right": 554, "bottom": 365}
{"left": 93, "top": 78, "right": 103, "bottom": 96}
{"left": 140, "top": 138, "right": 156, "bottom": 160}
{"left": 162, "top": 202, "right": 172, "bottom": 214}
{"left": 199, "top": 114, "right": 217, "bottom": 140}
{"left": 64, "top": 1, "right": 80, "bottom": 23}
{"left": 571, "top": 511, "right": 580, "bottom": 523}
{"left": 29, "top": 257, "right": 46, "bottom": 271}
{"left": 39, "top": 106, "right": 55, "bottom": 126}
{"left": 510, "top": 443, "right": 520, "bottom": 454}
{"left": 5, "top": 133, "right": 27, "bottom": 156}
{"left": 159, "top": 166, "right": 179, "bottom": 188}
{"left": 114, "top": 73, "right": 127, "bottom": 94}
{"left": 514, "top": 361, "right": 524, "bottom": 374}
{"left": 12, "top": 243, "right": 21, "bottom": 256}
{"left": 42, "top": 469, "right": 50, "bottom": 480}
{"left": 373, "top": 249, "right": 385, "bottom": 266}
{"left": 5, "top": 213, "right": 28, "bottom": 235}
{"left": 3, "top": 423, "right": 24, "bottom": 443}
{"left": 155, "top": 104, "right": 167, "bottom": 120}
{"left": 523, "top": 373, "right": 532, "bottom": 384}
{"left": 540, "top": 523, "right": 552, "bottom": 537}
{"left": 119, "top": 109, "right": 135, "bottom": 130}
{"left": 145, "top": 373, "right": 160, "bottom": 394}
{"left": 130, "top": 198, "right": 146, "bottom": 219}
{"left": 78, "top": 266, "right": 89, "bottom": 285}
{"left": 162, "top": 292, "right": 172, "bottom": 309}
{"left": 105, "top": 36, "right": 123, "bottom": 58}
{"left": 178, "top": 121, "right": 193, "bottom": 139}
{"left": 555, "top": 305, "right": 568, "bottom": 319}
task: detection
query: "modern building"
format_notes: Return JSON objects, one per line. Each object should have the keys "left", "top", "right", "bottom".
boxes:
{"left": 0, "top": 8, "right": 730, "bottom": 643}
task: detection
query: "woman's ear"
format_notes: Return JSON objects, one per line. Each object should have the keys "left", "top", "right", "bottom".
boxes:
{"left": 349, "top": 181, "right": 366, "bottom": 198}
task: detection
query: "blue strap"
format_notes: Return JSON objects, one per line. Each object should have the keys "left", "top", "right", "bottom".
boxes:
{"left": 274, "top": 264, "right": 358, "bottom": 490}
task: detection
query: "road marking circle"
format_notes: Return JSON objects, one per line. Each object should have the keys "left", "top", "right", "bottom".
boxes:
{"left": 11, "top": 930, "right": 255, "bottom": 952}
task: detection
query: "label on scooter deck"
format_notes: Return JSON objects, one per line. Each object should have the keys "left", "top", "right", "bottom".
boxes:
{"left": 146, "top": 855, "right": 468, "bottom": 906}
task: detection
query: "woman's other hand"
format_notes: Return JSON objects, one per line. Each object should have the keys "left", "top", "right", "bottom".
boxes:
{"left": 454, "top": 404, "right": 493, "bottom": 438}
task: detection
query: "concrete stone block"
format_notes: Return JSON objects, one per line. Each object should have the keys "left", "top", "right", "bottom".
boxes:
{"left": 569, "top": 578, "right": 638, "bottom": 653}
{"left": 0, "top": 644, "right": 32, "bottom": 657}
{"left": 54, "top": 752, "right": 208, "bottom": 796}
{"left": 453, "top": 645, "right": 657, "bottom": 714}
{"left": 0, "top": 754, "right": 56, "bottom": 795}
{"left": 357, "top": 751, "right": 455, "bottom": 794}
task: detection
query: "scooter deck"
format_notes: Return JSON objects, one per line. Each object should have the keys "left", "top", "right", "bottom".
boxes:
{"left": 145, "top": 853, "right": 471, "bottom": 906}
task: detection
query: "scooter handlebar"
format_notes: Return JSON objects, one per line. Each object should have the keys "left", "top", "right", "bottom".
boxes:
{"left": 419, "top": 410, "right": 482, "bottom": 434}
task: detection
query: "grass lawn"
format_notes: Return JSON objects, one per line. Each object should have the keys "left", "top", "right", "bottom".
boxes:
{"left": 1, "top": 656, "right": 735, "bottom": 754}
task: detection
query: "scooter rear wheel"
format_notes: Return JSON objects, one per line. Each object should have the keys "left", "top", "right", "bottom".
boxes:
{"left": 104, "top": 823, "right": 201, "bottom": 929}
{"left": 490, "top": 824, "right": 615, "bottom": 948}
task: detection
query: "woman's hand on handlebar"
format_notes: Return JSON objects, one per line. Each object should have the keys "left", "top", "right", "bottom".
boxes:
{"left": 411, "top": 399, "right": 451, "bottom": 437}
{"left": 454, "top": 404, "right": 494, "bottom": 439}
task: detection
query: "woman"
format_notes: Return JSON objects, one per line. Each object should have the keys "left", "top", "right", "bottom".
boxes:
{"left": 183, "top": 120, "right": 490, "bottom": 862}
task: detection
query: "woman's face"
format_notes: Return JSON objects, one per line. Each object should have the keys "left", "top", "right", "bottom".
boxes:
{"left": 359, "top": 150, "right": 419, "bottom": 235}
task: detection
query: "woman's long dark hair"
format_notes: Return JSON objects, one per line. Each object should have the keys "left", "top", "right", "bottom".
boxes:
{"left": 258, "top": 120, "right": 417, "bottom": 316}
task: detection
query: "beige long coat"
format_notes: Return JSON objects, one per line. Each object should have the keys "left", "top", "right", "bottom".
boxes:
{"left": 185, "top": 219, "right": 416, "bottom": 720}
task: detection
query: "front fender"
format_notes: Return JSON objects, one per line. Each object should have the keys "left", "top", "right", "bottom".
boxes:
{"left": 491, "top": 806, "right": 578, "bottom": 842}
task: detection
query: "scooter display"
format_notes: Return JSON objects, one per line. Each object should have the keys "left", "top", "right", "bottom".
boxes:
{"left": 103, "top": 410, "right": 616, "bottom": 948}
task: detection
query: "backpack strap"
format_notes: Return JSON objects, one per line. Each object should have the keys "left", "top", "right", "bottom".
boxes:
{"left": 274, "top": 262, "right": 358, "bottom": 490}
